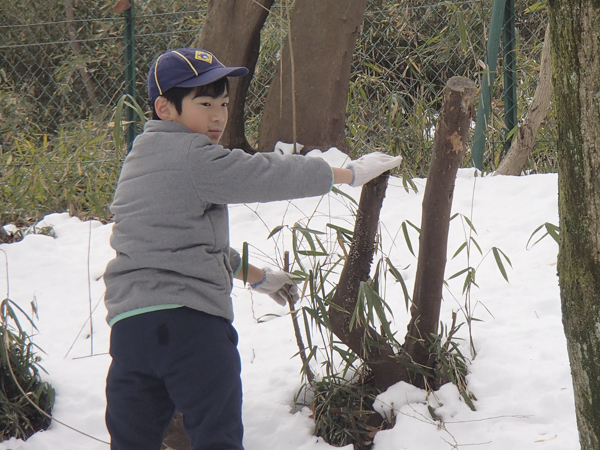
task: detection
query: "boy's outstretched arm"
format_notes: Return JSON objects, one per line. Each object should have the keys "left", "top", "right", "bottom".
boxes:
{"left": 332, "top": 167, "right": 354, "bottom": 185}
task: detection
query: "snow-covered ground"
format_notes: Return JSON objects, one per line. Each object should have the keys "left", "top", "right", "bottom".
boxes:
{"left": 0, "top": 148, "right": 578, "bottom": 449}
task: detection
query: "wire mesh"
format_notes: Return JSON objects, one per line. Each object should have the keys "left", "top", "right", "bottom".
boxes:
{"left": 0, "top": 0, "right": 552, "bottom": 224}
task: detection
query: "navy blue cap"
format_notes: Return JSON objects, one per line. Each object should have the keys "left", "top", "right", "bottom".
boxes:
{"left": 147, "top": 48, "right": 249, "bottom": 106}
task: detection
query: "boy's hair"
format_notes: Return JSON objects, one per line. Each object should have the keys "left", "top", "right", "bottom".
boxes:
{"left": 151, "top": 77, "right": 229, "bottom": 120}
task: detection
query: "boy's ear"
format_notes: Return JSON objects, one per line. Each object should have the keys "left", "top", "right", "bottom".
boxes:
{"left": 154, "top": 96, "right": 176, "bottom": 121}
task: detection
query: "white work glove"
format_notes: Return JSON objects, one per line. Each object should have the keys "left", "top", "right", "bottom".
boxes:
{"left": 250, "top": 268, "right": 300, "bottom": 306}
{"left": 345, "top": 152, "right": 403, "bottom": 187}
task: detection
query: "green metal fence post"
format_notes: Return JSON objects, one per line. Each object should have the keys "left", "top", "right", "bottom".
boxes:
{"left": 124, "top": 1, "right": 137, "bottom": 152}
{"left": 471, "top": 0, "right": 507, "bottom": 170}
{"left": 502, "top": 0, "right": 517, "bottom": 155}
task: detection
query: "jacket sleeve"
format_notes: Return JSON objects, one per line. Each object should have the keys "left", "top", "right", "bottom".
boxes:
{"left": 186, "top": 136, "right": 334, "bottom": 205}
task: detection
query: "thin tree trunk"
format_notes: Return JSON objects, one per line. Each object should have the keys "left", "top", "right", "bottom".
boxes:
{"left": 64, "top": 0, "right": 102, "bottom": 120}
{"left": 329, "top": 173, "right": 410, "bottom": 392}
{"left": 549, "top": 1, "right": 600, "bottom": 448}
{"left": 403, "top": 77, "right": 477, "bottom": 386}
{"left": 258, "top": 0, "right": 367, "bottom": 154}
{"left": 198, "top": 0, "right": 274, "bottom": 153}
{"left": 495, "top": 24, "right": 552, "bottom": 176}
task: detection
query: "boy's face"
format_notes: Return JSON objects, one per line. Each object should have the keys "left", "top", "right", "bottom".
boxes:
{"left": 170, "top": 90, "right": 229, "bottom": 144}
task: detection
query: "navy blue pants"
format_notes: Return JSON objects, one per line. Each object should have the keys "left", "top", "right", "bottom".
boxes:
{"left": 106, "top": 307, "right": 244, "bottom": 450}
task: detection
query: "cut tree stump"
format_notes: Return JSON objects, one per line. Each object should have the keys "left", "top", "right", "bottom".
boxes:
{"left": 403, "top": 77, "right": 477, "bottom": 387}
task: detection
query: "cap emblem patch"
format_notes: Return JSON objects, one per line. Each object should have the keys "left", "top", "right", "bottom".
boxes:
{"left": 195, "top": 51, "right": 213, "bottom": 64}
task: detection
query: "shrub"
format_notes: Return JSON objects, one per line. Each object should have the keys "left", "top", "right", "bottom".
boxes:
{"left": 0, "top": 298, "right": 55, "bottom": 441}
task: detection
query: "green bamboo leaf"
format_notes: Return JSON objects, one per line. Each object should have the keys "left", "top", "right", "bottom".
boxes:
{"left": 242, "top": 241, "right": 249, "bottom": 285}
{"left": 526, "top": 223, "right": 546, "bottom": 249}
{"left": 470, "top": 236, "right": 483, "bottom": 255}
{"left": 448, "top": 267, "right": 470, "bottom": 280}
{"left": 402, "top": 221, "right": 415, "bottom": 256}
{"left": 405, "top": 220, "right": 421, "bottom": 233}
{"left": 290, "top": 224, "right": 326, "bottom": 236}
{"left": 462, "top": 215, "right": 477, "bottom": 234}
{"left": 292, "top": 232, "right": 306, "bottom": 274}
{"left": 455, "top": 10, "right": 468, "bottom": 52}
{"left": 385, "top": 257, "right": 411, "bottom": 311}
{"left": 300, "top": 345, "right": 318, "bottom": 376}
{"left": 297, "top": 250, "right": 328, "bottom": 257}
{"left": 267, "top": 225, "right": 285, "bottom": 239}
{"left": 326, "top": 223, "right": 354, "bottom": 240}
{"left": 401, "top": 174, "right": 418, "bottom": 193}
{"left": 302, "top": 308, "right": 313, "bottom": 349}
{"left": 462, "top": 268, "right": 477, "bottom": 294}
{"left": 545, "top": 222, "right": 560, "bottom": 244}
{"left": 362, "top": 282, "right": 396, "bottom": 342}
{"left": 461, "top": 390, "right": 477, "bottom": 411}
{"left": 452, "top": 242, "right": 467, "bottom": 259}
{"left": 331, "top": 186, "right": 358, "bottom": 205}
{"left": 492, "top": 247, "right": 512, "bottom": 282}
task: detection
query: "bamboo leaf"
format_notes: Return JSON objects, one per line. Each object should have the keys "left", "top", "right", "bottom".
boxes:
{"left": 448, "top": 267, "right": 470, "bottom": 280}
{"left": 452, "top": 242, "right": 467, "bottom": 259}
{"left": 331, "top": 186, "right": 358, "bottom": 205}
{"left": 455, "top": 10, "right": 468, "bottom": 52}
{"left": 267, "top": 225, "right": 285, "bottom": 239}
{"left": 242, "top": 241, "right": 249, "bottom": 285}
{"left": 470, "top": 236, "right": 483, "bottom": 255}
{"left": 492, "top": 247, "right": 512, "bottom": 282}
{"left": 386, "top": 257, "right": 411, "bottom": 311}
{"left": 545, "top": 222, "right": 560, "bottom": 244}
{"left": 462, "top": 215, "right": 477, "bottom": 234}
{"left": 290, "top": 224, "right": 326, "bottom": 236}
{"left": 402, "top": 221, "right": 415, "bottom": 256}
{"left": 526, "top": 223, "right": 546, "bottom": 249}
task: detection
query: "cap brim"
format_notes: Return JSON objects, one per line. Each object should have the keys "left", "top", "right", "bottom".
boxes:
{"left": 175, "top": 67, "right": 249, "bottom": 89}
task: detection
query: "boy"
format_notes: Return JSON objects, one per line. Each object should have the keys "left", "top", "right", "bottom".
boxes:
{"left": 103, "top": 47, "right": 401, "bottom": 450}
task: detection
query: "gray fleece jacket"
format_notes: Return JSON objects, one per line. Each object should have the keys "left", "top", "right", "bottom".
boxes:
{"left": 103, "top": 120, "right": 333, "bottom": 325}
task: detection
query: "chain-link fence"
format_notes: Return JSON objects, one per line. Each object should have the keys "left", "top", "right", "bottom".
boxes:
{"left": 0, "top": 0, "right": 551, "bottom": 224}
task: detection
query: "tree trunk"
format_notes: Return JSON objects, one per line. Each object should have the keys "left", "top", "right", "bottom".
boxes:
{"left": 198, "top": 0, "right": 275, "bottom": 153}
{"left": 548, "top": 1, "right": 600, "bottom": 449}
{"left": 258, "top": 0, "right": 367, "bottom": 154}
{"left": 329, "top": 173, "right": 410, "bottom": 392}
{"left": 403, "top": 77, "right": 477, "bottom": 386}
{"left": 161, "top": 412, "right": 190, "bottom": 450}
{"left": 65, "top": 0, "right": 102, "bottom": 120}
{"left": 495, "top": 24, "right": 552, "bottom": 176}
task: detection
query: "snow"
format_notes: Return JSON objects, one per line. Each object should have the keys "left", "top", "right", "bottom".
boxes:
{"left": 0, "top": 148, "right": 578, "bottom": 449}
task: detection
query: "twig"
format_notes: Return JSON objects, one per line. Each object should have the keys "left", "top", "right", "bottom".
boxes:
{"left": 284, "top": 250, "right": 314, "bottom": 384}
{"left": 87, "top": 220, "right": 94, "bottom": 355}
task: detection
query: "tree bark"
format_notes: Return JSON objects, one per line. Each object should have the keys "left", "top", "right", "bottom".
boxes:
{"left": 329, "top": 173, "right": 410, "bottom": 392}
{"left": 161, "top": 412, "right": 190, "bottom": 450}
{"left": 258, "top": 0, "right": 367, "bottom": 154}
{"left": 198, "top": 0, "right": 274, "bottom": 153}
{"left": 549, "top": 1, "right": 600, "bottom": 449}
{"left": 495, "top": 24, "right": 552, "bottom": 176}
{"left": 64, "top": 0, "right": 102, "bottom": 120}
{"left": 403, "top": 77, "right": 477, "bottom": 384}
